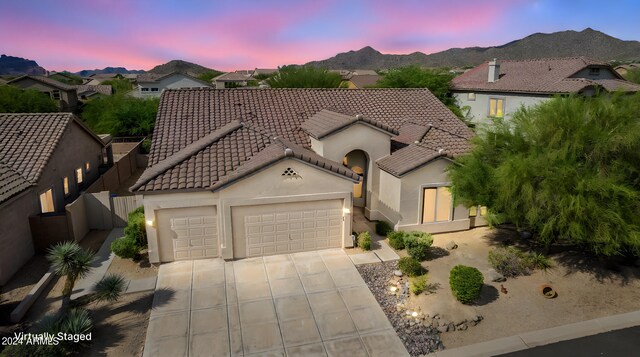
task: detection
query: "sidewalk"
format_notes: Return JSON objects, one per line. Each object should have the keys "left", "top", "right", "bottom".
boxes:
{"left": 433, "top": 310, "right": 640, "bottom": 357}
{"left": 71, "top": 228, "right": 123, "bottom": 300}
{"left": 349, "top": 208, "right": 400, "bottom": 265}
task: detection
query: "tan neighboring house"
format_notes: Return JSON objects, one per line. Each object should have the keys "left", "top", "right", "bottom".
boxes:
{"left": 131, "top": 88, "right": 485, "bottom": 265}
{"left": 213, "top": 72, "right": 253, "bottom": 89}
{"left": 132, "top": 72, "right": 212, "bottom": 97}
{"left": 343, "top": 74, "right": 381, "bottom": 89}
{"left": 7, "top": 75, "right": 79, "bottom": 111}
{"left": 0, "top": 113, "right": 110, "bottom": 285}
{"left": 614, "top": 63, "right": 640, "bottom": 76}
{"left": 452, "top": 57, "right": 640, "bottom": 124}
{"left": 75, "top": 84, "right": 113, "bottom": 100}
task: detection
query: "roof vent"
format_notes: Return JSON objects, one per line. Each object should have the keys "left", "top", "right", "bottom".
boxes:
{"left": 355, "top": 114, "right": 363, "bottom": 120}
{"left": 284, "top": 148, "right": 293, "bottom": 156}
{"left": 438, "top": 148, "right": 444, "bottom": 154}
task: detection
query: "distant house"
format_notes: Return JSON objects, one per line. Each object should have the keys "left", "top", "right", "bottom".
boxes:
{"left": 614, "top": 63, "right": 640, "bottom": 76}
{"left": 253, "top": 68, "right": 278, "bottom": 77}
{"left": 84, "top": 73, "right": 120, "bottom": 85}
{"left": 452, "top": 57, "right": 640, "bottom": 123}
{"left": 343, "top": 74, "right": 381, "bottom": 89}
{"left": 0, "top": 113, "right": 112, "bottom": 285}
{"left": 75, "top": 84, "right": 113, "bottom": 100}
{"left": 213, "top": 72, "right": 253, "bottom": 89}
{"left": 132, "top": 72, "right": 212, "bottom": 97}
{"left": 7, "top": 75, "right": 79, "bottom": 111}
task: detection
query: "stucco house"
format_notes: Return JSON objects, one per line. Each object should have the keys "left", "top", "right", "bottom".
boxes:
{"left": 213, "top": 72, "right": 253, "bottom": 89}
{"left": 132, "top": 88, "right": 485, "bottom": 264}
{"left": 132, "top": 72, "right": 212, "bottom": 97}
{"left": 343, "top": 74, "right": 382, "bottom": 89}
{"left": 0, "top": 113, "right": 110, "bottom": 284}
{"left": 452, "top": 57, "right": 640, "bottom": 124}
{"left": 75, "top": 84, "right": 113, "bottom": 100}
{"left": 7, "top": 75, "right": 79, "bottom": 111}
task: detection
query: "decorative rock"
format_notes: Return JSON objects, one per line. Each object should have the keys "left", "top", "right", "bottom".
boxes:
{"left": 437, "top": 325, "right": 449, "bottom": 333}
{"left": 446, "top": 241, "right": 458, "bottom": 250}
{"left": 519, "top": 230, "right": 533, "bottom": 239}
{"left": 394, "top": 270, "right": 403, "bottom": 277}
{"left": 457, "top": 323, "right": 468, "bottom": 331}
{"left": 487, "top": 268, "right": 506, "bottom": 282}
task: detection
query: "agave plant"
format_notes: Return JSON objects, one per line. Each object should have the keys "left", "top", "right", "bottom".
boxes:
{"left": 93, "top": 274, "right": 127, "bottom": 303}
{"left": 47, "top": 241, "right": 95, "bottom": 311}
{"left": 61, "top": 308, "right": 93, "bottom": 335}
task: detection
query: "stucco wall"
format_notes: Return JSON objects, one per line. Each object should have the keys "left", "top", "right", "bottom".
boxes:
{"left": 454, "top": 92, "right": 549, "bottom": 124}
{"left": 138, "top": 75, "right": 211, "bottom": 97}
{"left": 0, "top": 191, "right": 37, "bottom": 285}
{"left": 374, "top": 170, "right": 402, "bottom": 224}
{"left": 65, "top": 194, "right": 89, "bottom": 242}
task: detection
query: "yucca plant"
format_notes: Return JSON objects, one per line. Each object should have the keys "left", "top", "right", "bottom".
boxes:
{"left": 93, "top": 274, "right": 127, "bottom": 303}
{"left": 47, "top": 241, "right": 95, "bottom": 312}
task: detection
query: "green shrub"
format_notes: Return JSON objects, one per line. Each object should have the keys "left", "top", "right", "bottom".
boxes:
{"left": 357, "top": 231, "right": 372, "bottom": 251}
{"left": 387, "top": 231, "right": 405, "bottom": 250}
{"left": 488, "top": 246, "right": 531, "bottom": 277}
{"left": 398, "top": 257, "right": 425, "bottom": 277}
{"left": 449, "top": 265, "right": 484, "bottom": 304}
{"left": 111, "top": 235, "right": 140, "bottom": 259}
{"left": 140, "top": 138, "right": 152, "bottom": 154}
{"left": 525, "top": 252, "right": 554, "bottom": 271}
{"left": 124, "top": 206, "right": 147, "bottom": 246}
{"left": 403, "top": 231, "right": 433, "bottom": 261}
{"left": 375, "top": 221, "right": 393, "bottom": 236}
{"left": 410, "top": 274, "right": 428, "bottom": 295}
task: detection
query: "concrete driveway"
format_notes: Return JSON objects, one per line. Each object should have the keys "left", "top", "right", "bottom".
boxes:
{"left": 143, "top": 249, "right": 408, "bottom": 357}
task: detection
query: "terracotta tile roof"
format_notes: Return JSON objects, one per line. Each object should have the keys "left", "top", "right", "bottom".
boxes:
{"left": 592, "top": 79, "right": 640, "bottom": 92}
{"left": 137, "top": 73, "right": 172, "bottom": 83}
{"left": 451, "top": 57, "right": 636, "bottom": 94}
{"left": 301, "top": 109, "right": 398, "bottom": 140}
{"left": 348, "top": 75, "right": 381, "bottom": 88}
{"left": 76, "top": 84, "right": 113, "bottom": 96}
{"left": 134, "top": 88, "right": 471, "bottom": 192}
{"left": 7, "top": 75, "right": 77, "bottom": 91}
{"left": 392, "top": 122, "right": 431, "bottom": 145}
{"left": 0, "top": 163, "right": 33, "bottom": 203}
{"left": 214, "top": 72, "right": 252, "bottom": 81}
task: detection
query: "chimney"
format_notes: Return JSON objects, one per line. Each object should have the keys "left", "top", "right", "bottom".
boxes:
{"left": 488, "top": 58, "right": 500, "bottom": 83}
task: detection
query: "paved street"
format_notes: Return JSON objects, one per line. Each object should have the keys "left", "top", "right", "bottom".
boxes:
{"left": 143, "top": 249, "right": 408, "bottom": 356}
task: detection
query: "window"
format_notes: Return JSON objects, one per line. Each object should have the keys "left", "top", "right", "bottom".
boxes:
{"left": 63, "top": 176, "right": 70, "bottom": 196}
{"left": 151, "top": 88, "right": 159, "bottom": 92}
{"left": 489, "top": 98, "right": 505, "bottom": 118}
{"left": 589, "top": 68, "right": 601, "bottom": 76}
{"left": 85, "top": 161, "right": 90, "bottom": 173}
{"left": 51, "top": 90, "right": 61, "bottom": 100}
{"left": 467, "top": 92, "right": 476, "bottom": 101}
{"left": 76, "top": 167, "right": 83, "bottom": 184}
{"left": 422, "top": 187, "right": 452, "bottom": 223}
{"left": 141, "top": 87, "right": 149, "bottom": 92}
{"left": 39, "top": 189, "right": 55, "bottom": 213}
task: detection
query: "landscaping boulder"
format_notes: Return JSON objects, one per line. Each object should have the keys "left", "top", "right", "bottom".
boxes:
{"left": 487, "top": 268, "right": 506, "bottom": 282}
{"left": 394, "top": 270, "right": 404, "bottom": 277}
{"left": 446, "top": 241, "right": 458, "bottom": 250}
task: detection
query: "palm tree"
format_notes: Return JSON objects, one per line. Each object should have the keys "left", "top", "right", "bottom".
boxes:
{"left": 47, "top": 241, "right": 96, "bottom": 311}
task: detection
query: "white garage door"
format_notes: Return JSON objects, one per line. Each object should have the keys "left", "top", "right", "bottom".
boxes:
{"left": 171, "top": 215, "right": 219, "bottom": 260}
{"left": 232, "top": 200, "right": 344, "bottom": 258}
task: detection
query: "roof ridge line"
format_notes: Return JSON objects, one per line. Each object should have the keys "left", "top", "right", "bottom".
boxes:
{"left": 131, "top": 120, "right": 243, "bottom": 191}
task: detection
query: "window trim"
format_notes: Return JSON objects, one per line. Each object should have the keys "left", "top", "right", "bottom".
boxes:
{"left": 51, "top": 90, "right": 61, "bottom": 100}
{"left": 420, "top": 184, "right": 453, "bottom": 224}
{"left": 39, "top": 187, "right": 55, "bottom": 214}
{"left": 488, "top": 97, "right": 506, "bottom": 118}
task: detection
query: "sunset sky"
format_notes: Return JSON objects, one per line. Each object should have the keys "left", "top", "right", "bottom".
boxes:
{"left": 1, "top": 0, "right": 638, "bottom": 72}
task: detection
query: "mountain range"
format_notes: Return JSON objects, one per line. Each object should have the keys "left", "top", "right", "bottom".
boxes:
{"left": 0, "top": 55, "right": 46, "bottom": 75}
{"left": 147, "top": 60, "right": 221, "bottom": 75}
{"left": 75, "top": 67, "right": 145, "bottom": 76}
{"left": 306, "top": 28, "right": 640, "bottom": 69}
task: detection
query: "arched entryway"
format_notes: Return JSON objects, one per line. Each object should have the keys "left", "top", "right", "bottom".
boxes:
{"left": 343, "top": 150, "right": 368, "bottom": 207}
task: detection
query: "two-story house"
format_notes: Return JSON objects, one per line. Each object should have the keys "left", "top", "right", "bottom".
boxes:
{"left": 452, "top": 57, "right": 640, "bottom": 124}
{"left": 7, "top": 75, "right": 79, "bottom": 111}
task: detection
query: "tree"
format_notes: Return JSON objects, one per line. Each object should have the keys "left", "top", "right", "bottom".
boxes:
{"left": 267, "top": 65, "right": 341, "bottom": 88}
{"left": 101, "top": 78, "right": 133, "bottom": 94}
{"left": 375, "top": 65, "right": 466, "bottom": 119}
{"left": 81, "top": 94, "right": 159, "bottom": 136}
{"left": 197, "top": 70, "right": 223, "bottom": 83}
{"left": 448, "top": 94, "right": 640, "bottom": 257}
{"left": 0, "top": 85, "right": 58, "bottom": 112}
{"left": 623, "top": 68, "right": 640, "bottom": 84}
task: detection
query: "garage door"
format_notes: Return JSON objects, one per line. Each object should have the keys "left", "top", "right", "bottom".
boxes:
{"left": 156, "top": 206, "right": 219, "bottom": 261}
{"left": 232, "top": 200, "right": 344, "bottom": 258}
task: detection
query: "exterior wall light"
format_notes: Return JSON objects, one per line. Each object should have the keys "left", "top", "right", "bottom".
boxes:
{"left": 343, "top": 208, "right": 351, "bottom": 214}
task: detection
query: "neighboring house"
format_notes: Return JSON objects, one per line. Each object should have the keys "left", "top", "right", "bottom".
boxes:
{"left": 343, "top": 74, "right": 381, "bottom": 88}
{"left": 0, "top": 113, "right": 111, "bottom": 285}
{"left": 84, "top": 73, "right": 119, "bottom": 85}
{"left": 131, "top": 88, "right": 484, "bottom": 265}
{"left": 213, "top": 72, "right": 253, "bottom": 89}
{"left": 253, "top": 68, "right": 278, "bottom": 77}
{"left": 614, "top": 63, "right": 640, "bottom": 76}
{"left": 48, "top": 72, "right": 82, "bottom": 85}
{"left": 0, "top": 78, "right": 7, "bottom": 85}
{"left": 132, "top": 72, "right": 212, "bottom": 97}
{"left": 7, "top": 75, "right": 79, "bottom": 111}
{"left": 452, "top": 57, "right": 640, "bottom": 124}
{"left": 75, "top": 84, "right": 113, "bottom": 100}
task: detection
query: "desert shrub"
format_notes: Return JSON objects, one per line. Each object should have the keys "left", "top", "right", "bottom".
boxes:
{"left": 140, "top": 138, "right": 152, "bottom": 154}
{"left": 387, "top": 231, "right": 405, "bottom": 250}
{"left": 403, "top": 231, "right": 434, "bottom": 261}
{"left": 449, "top": 265, "right": 484, "bottom": 304}
{"left": 111, "top": 235, "right": 140, "bottom": 259}
{"left": 410, "top": 274, "right": 428, "bottom": 295}
{"left": 357, "top": 231, "right": 372, "bottom": 251}
{"left": 488, "top": 246, "right": 531, "bottom": 277}
{"left": 375, "top": 221, "right": 393, "bottom": 236}
{"left": 124, "top": 206, "right": 147, "bottom": 246}
{"left": 398, "top": 257, "right": 425, "bottom": 277}
{"left": 524, "top": 252, "right": 554, "bottom": 271}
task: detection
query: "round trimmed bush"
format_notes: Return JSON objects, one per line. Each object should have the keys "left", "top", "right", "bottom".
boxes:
{"left": 111, "top": 235, "right": 140, "bottom": 259}
{"left": 398, "top": 257, "right": 425, "bottom": 277}
{"left": 357, "top": 231, "right": 372, "bottom": 251}
{"left": 403, "top": 231, "right": 433, "bottom": 261}
{"left": 375, "top": 221, "right": 393, "bottom": 236}
{"left": 449, "top": 265, "right": 484, "bottom": 304}
{"left": 387, "top": 231, "right": 405, "bottom": 250}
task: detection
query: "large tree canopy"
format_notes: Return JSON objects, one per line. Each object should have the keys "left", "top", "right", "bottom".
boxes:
{"left": 81, "top": 94, "right": 159, "bottom": 136}
{"left": 266, "top": 65, "right": 341, "bottom": 88}
{"left": 0, "top": 85, "right": 58, "bottom": 112}
{"left": 375, "top": 65, "right": 465, "bottom": 119}
{"left": 448, "top": 94, "right": 640, "bottom": 257}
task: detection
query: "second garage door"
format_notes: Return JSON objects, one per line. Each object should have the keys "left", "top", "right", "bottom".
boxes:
{"left": 156, "top": 206, "right": 219, "bottom": 262}
{"left": 231, "top": 200, "right": 344, "bottom": 258}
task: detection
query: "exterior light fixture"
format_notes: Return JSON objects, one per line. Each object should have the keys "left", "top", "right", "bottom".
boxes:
{"left": 146, "top": 219, "right": 154, "bottom": 227}
{"left": 411, "top": 311, "right": 418, "bottom": 317}
{"left": 389, "top": 286, "right": 397, "bottom": 292}
{"left": 343, "top": 208, "right": 351, "bottom": 214}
